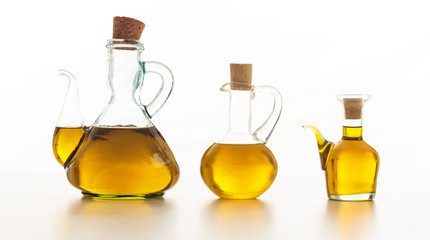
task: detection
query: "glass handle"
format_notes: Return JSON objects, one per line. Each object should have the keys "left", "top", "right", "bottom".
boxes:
{"left": 253, "top": 86, "right": 283, "bottom": 143}
{"left": 140, "top": 61, "right": 174, "bottom": 118}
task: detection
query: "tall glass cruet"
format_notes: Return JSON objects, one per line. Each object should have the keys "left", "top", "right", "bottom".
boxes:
{"left": 52, "top": 17, "right": 179, "bottom": 199}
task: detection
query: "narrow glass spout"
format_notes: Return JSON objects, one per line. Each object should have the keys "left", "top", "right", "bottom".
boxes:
{"left": 57, "top": 70, "right": 84, "bottom": 127}
{"left": 53, "top": 70, "right": 85, "bottom": 166}
{"left": 303, "top": 125, "right": 334, "bottom": 170}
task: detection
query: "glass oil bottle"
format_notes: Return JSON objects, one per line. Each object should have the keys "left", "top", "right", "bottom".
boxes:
{"left": 304, "top": 94, "right": 380, "bottom": 201}
{"left": 53, "top": 17, "right": 179, "bottom": 199}
{"left": 201, "top": 64, "right": 283, "bottom": 199}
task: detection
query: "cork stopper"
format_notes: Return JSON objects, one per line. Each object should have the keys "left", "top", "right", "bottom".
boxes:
{"left": 343, "top": 98, "right": 363, "bottom": 119}
{"left": 230, "top": 63, "right": 252, "bottom": 90}
{"left": 113, "top": 16, "right": 145, "bottom": 40}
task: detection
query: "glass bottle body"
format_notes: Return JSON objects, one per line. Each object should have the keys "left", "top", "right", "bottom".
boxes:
{"left": 201, "top": 143, "right": 277, "bottom": 199}
{"left": 326, "top": 126, "right": 379, "bottom": 201}
{"left": 66, "top": 126, "right": 179, "bottom": 198}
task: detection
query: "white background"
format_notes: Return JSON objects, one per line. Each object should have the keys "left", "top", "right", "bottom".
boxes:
{"left": 1, "top": 0, "right": 430, "bottom": 239}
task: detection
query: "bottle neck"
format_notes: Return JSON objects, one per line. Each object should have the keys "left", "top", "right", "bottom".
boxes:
{"left": 342, "top": 119, "right": 363, "bottom": 140}
{"left": 337, "top": 94, "right": 369, "bottom": 141}
{"left": 228, "top": 90, "right": 252, "bottom": 134}
{"left": 107, "top": 48, "right": 142, "bottom": 104}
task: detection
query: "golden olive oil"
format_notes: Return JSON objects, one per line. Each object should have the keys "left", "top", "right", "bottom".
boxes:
{"left": 326, "top": 127, "right": 379, "bottom": 199}
{"left": 52, "top": 127, "right": 87, "bottom": 166}
{"left": 66, "top": 126, "right": 179, "bottom": 198}
{"left": 201, "top": 143, "right": 277, "bottom": 199}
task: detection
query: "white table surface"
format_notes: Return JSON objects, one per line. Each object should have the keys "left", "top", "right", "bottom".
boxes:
{"left": 2, "top": 128, "right": 429, "bottom": 240}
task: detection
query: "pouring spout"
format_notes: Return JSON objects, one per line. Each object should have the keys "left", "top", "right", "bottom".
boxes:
{"left": 303, "top": 125, "right": 334, "bottom": 171}
{"left": 57, "top": 70, "right": 84, "bottom": 127}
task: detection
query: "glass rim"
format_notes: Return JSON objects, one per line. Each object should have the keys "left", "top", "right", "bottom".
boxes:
{"left": 220, "top": 82, "right": 255, "bottom": 92}
{"left": 106, "top": 39, "right": 144, "bottom": 50}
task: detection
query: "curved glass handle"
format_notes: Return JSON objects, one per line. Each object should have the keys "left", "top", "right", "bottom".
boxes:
{"left": 253, "top": 86, "right": 283, "bottom": 143}
{"left": 140, "top": 61, "right": 174, "bottom": 118}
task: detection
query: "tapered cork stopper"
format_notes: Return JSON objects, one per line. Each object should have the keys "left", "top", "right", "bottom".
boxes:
{"left": 230, "top": 63, "right": 252, "bottom": 90}
{"left": 113, "top": 16, "right": 145, "bottom": 40}
{"left": 343, "top": 98, "right": 363, "bottom": 119}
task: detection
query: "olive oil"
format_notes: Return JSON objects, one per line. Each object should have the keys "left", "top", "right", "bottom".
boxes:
{"left": 66, "top": 126, "right": 179, "bottom": 198}
{"left": 52, "top": 127, "right": 87, "bottom": 166}
{"left": 326, "top": 127, "right": 379, "bottom": 200}
{"left": 201, "top": 143, "right": 277, "bottom": 199}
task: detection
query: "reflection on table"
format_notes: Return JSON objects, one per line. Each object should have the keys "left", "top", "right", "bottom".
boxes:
{"left": 58, "top": 196, "right": 176, "bottom": 239}
{"left": 323, "top": 200, "right": 375, "bottom": 240}
{"left": 203, "top": 199, "right": 273, "bottom": 240}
